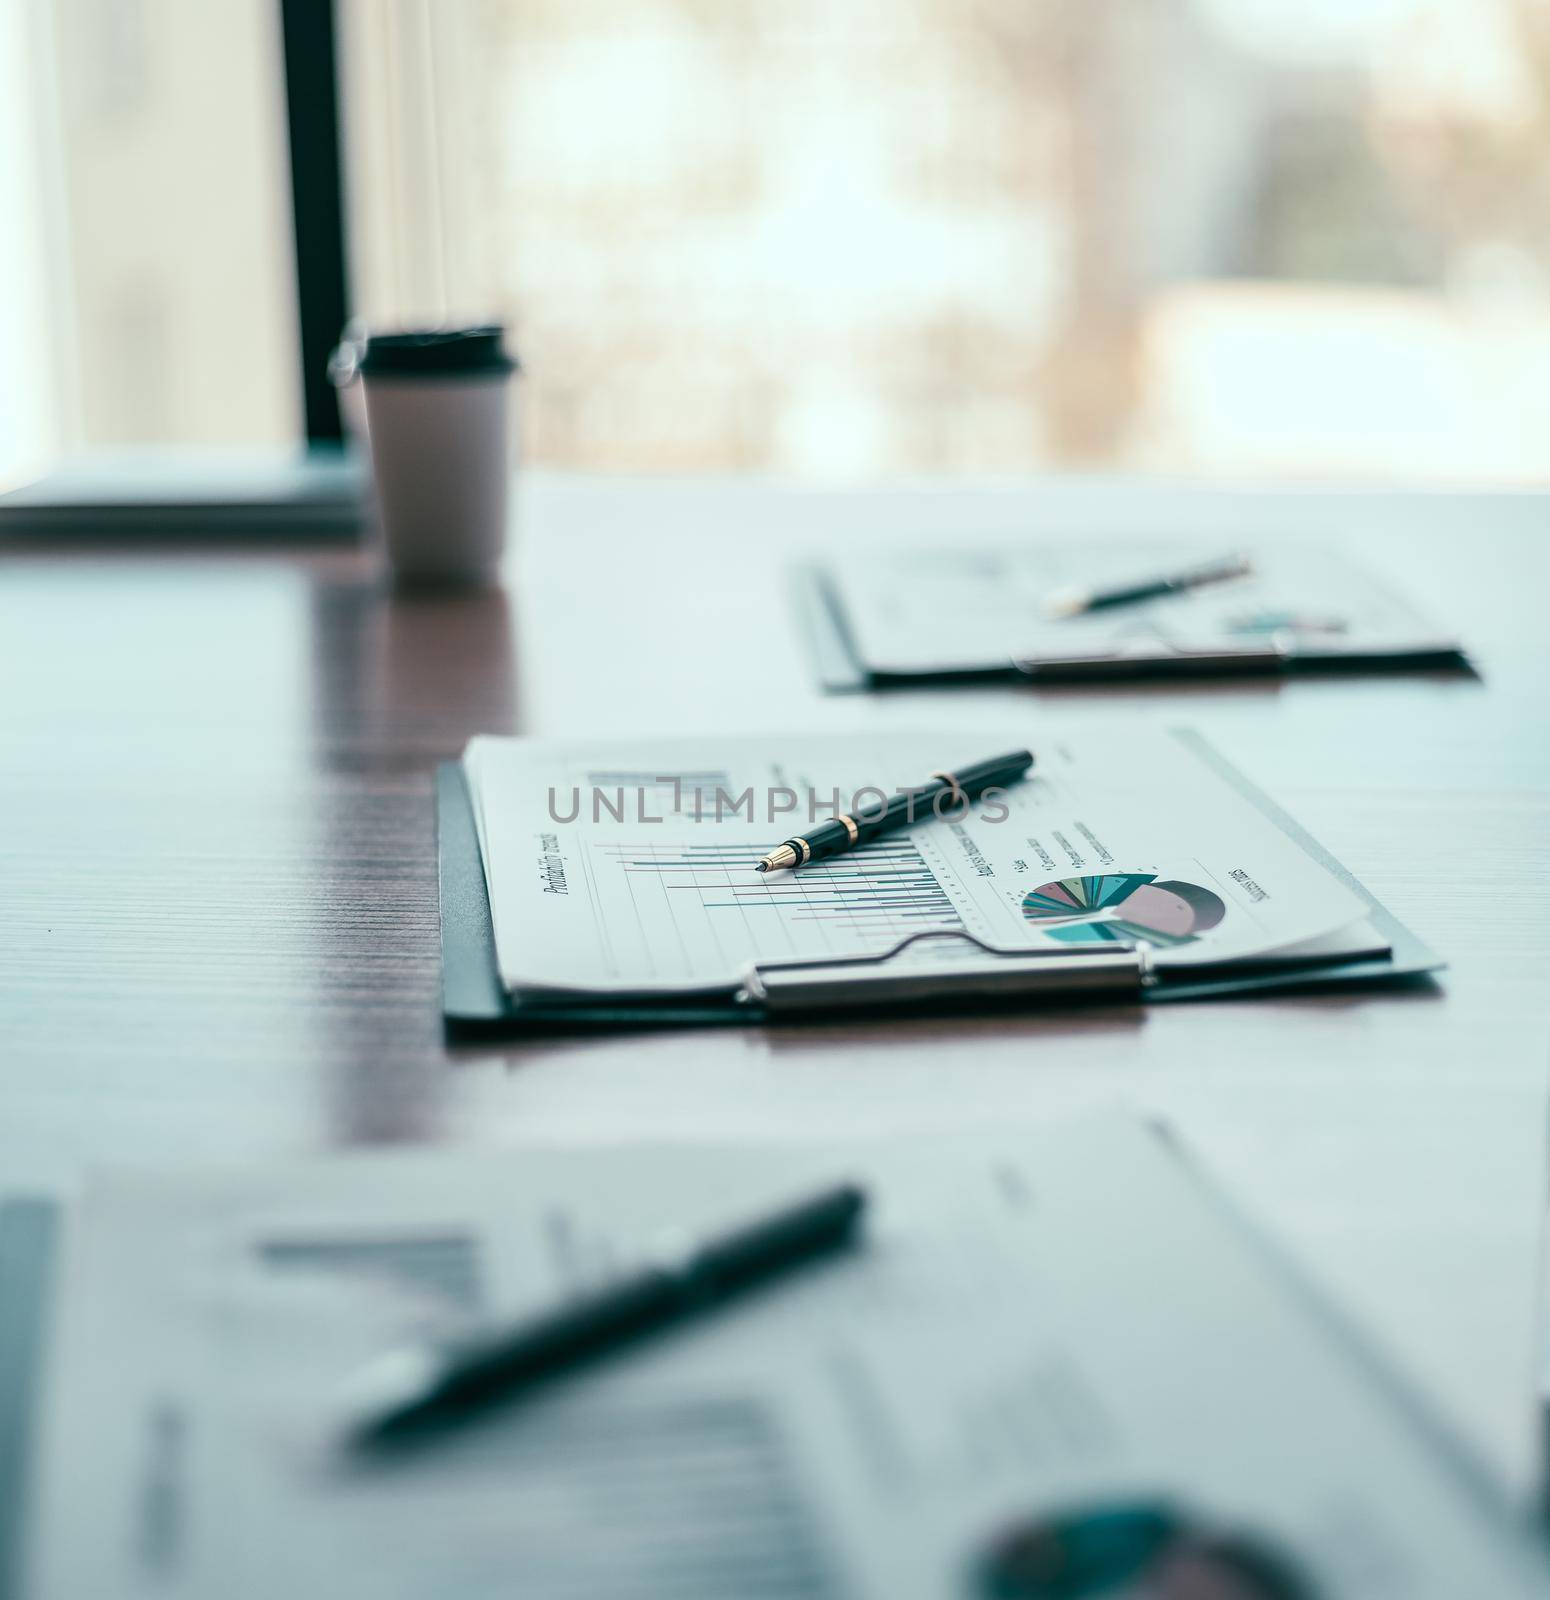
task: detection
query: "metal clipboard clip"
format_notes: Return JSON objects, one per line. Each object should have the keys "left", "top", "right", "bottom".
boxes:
{"left": 1012, "top": 638, "right": 1290, "bottom": 680}
{"left": 740, "top": 929, "right": 1150, "bottom": 1018}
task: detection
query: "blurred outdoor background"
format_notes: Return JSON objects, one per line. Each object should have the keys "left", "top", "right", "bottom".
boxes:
{"left": 5, "top": 0, "right": 1550, "bottom": 481}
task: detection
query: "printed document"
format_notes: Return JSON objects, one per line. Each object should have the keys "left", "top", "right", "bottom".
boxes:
{"left": 462, "top": 729, "right": 1375, "bottom": 996}
{"left": 26, "top": 1120, "right": 1549, "bottom": 1599}
{"left": 826, "top": 544, "right": 1458, "bottom": 674}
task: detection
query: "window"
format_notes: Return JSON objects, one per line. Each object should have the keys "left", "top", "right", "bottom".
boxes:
{"left": 340, "top": 0, "right": 1550, "bottom": 481}
{"left": 7, "top": 1, "right": 1549, "bottom": 486}
{"left": 0, "top": 0, "right": 300, "bottom": 483}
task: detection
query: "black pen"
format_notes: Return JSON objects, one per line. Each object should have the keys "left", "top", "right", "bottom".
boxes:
{"left": 1044, "top": 553, "right": 1252, "bottom": 618}
{"left": 341, "top": 1182, "right": 868, "bottom": 1451}
{"left": 755, "top": 749, "right": 1033, "bottom": 873}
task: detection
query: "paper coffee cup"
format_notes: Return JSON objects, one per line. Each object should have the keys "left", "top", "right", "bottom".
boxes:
{"left": 359, "top": 327, "right": 518, "bottom": 586}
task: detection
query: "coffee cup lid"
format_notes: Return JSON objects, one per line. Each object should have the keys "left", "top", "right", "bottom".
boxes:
{"left": 359, "top": 326, "right": 518, "bottom": 379}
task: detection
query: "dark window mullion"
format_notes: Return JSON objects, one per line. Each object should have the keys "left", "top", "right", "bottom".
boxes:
{"left": 279, "top": 0, "right": 351, "bottom": 445}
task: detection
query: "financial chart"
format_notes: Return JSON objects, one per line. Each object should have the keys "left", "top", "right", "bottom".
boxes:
{"left": 580, "top": 832, "right": 968, "bottom": 985}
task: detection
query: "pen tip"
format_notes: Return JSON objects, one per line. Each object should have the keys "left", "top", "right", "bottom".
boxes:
{"left": 755, "top": 861, "right": 769, "bottom": 872}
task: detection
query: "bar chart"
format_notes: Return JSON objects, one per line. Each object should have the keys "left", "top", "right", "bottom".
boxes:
{"left": 587, "top": 833, "right": 966, "bottom": 979}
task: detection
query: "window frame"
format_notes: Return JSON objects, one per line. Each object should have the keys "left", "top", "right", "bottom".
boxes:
{"left": 279, "top": 0, "right": 350, "bottom": 447}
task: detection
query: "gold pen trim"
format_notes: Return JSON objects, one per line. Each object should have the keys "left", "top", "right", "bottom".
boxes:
{"left": 838, "top": 814, "right": 859, "bottom": 844}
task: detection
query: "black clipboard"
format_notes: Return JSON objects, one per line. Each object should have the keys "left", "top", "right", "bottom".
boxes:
{"left": 438, "top": 731, "right": 1443, "bottom": 1037}
{"left": 792, "top": 563, "right": 1472, "bottom": 693}
{"left": 0, "top": 1198, "right": 58, "bottom": 1600}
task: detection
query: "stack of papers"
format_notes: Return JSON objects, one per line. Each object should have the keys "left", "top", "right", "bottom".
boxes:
{"left": 0, "top": 449, "right": 367, "bottom": 539}
{"left": 459, "top": 727, "right": 1396, "bottom": 1005}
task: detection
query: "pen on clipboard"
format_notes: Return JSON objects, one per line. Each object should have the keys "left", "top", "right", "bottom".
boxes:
{"left": 340, "top": 1182, "right": 868, "bottom": 1452}
{"left": 1044, "top": 553, "right": 1252, "bottom": 619}
{"left": 755, "top": 749, "right": 1034, "bottom": 873}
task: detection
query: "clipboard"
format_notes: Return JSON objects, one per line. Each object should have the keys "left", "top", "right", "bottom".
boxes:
{"left": 792, "top": 560, "right": 1472, "bottom": 694}
{"left": 0, "top": 1198, "right": 58, "bottom": 1600}
{"left": 437, "top": 731, "right": 1443, "bottom": 1037}
{"left": 15, "top": 1122, "right": 1550, "bottom": 1598}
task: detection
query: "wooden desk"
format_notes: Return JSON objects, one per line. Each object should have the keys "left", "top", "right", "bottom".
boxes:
{"left": 3, "top": 475, "right": 1547, "bottom": 1492}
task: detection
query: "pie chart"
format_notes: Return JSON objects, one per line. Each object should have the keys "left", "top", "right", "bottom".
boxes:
{"left": 1021, "top": 873, "right": 1227, "bottom": 949}
{"left": 1021, "top": 872, "right": 1157, "bottom": 920}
